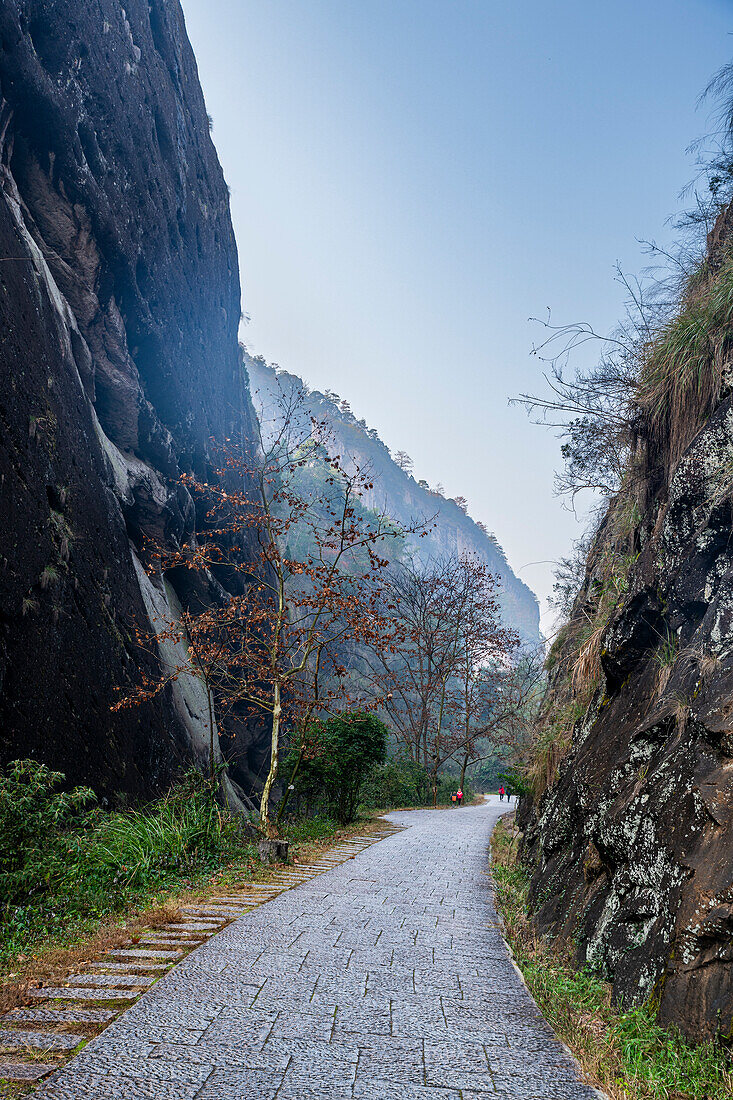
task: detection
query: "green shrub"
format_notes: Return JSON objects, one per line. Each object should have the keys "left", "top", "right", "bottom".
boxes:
{"left": 0, "top": 762, "right": 254, "bottom": 969}
{"left": 497, "top": 769, "right": 529, "bottom": 798}
{"left": 360, "top": 755, "right": 430, "bottom": 808}
{"left": 287, "top": 711, "right": 388, "bottom": 824}
{"left": 359, "top": 755, "right": 473, "bottom": 809}
{"left": 0, "top": 759, "right": 95, "bottom": 905}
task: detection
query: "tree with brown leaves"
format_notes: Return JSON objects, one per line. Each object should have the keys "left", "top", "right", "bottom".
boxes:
{"left": 117, "top": 387, "right": 421, "bottom": 836}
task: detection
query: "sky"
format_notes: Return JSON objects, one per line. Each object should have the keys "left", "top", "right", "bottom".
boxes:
{"left": 180, "top": 0, "right": 733, "bottom": 635}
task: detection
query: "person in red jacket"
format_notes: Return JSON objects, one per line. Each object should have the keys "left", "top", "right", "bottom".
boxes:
{"left": 456, "top": 788, "right": 463, "bottom": 806}
{"left": 499, "top": 785, "right": 505, "bottom": 801}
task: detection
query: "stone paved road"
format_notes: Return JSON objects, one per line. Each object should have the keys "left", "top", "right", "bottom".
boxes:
{"left": 35, "top": 798, "right": 601, "bottom": 1099}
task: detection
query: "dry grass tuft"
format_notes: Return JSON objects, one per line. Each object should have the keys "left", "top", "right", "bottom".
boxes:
{"left": 571, "top": 624, "right": 605, "bottom": 697}
{"left": 635, "top": 258, "right": 733, "bottom": 480}
{"left": 697, "top": 652, "right": 722, "bottom": 682}
{"left": 656, "top": 663, "right": 673, "bottom": 696}
{"left": 671, "top": 695, "right": 691, "bottom": 730}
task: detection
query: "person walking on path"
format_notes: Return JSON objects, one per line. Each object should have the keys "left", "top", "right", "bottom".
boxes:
{"left": 456, "top": 788, "right": 463, "bottom": 806}
{"left": 499, "top": 785, "right": 505, "bottom": 802}
{"left": 506, "top": 788, "right": 512, "bottom": 803}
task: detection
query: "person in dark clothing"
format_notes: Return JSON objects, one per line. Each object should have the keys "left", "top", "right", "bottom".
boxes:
{"left": 506, "top": 788, "right": 511, "bottom": 803}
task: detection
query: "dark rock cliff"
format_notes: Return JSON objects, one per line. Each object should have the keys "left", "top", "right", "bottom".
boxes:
{"left": 0, "top": 0, "right": 266, "bottom": 802}
{"left": 522, "top": 212, "right": 733, "bottom": 1042}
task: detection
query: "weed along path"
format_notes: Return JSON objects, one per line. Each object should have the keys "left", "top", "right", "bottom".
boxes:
{"left": 18, "top": 801, "right": 600, "bottom": 1100}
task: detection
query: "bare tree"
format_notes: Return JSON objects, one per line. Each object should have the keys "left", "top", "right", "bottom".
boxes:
{"left": 364, "top": 555, "right": 519, "bottom": 803}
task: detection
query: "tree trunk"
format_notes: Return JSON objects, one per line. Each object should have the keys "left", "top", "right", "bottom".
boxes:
{"left": 207, "top": 683, "right": 215, "bottom": 784}
{"left": 459, "top": 749, "right": 469, "bottom": 793}
{"left": 431, "top": 757, "right": 439, "bottom": 808}
{"left": 276, "top": 731, "right": 304, "bottom": 826}
{"left": 260, "top": 683, "right": 281, "bottom": 836}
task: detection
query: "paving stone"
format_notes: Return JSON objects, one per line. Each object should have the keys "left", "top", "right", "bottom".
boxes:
{"left": 138, "top": 936, "right": 201, "bottom": 946}
{"left": 32, "top": 801, "right": 600, "bottom": 1100}
{"left": 68, "top": 973, "right": 156, "bottom": 987}
{"left": 36, "top": 1071, "right": 203, "bottom": 1098}
{"left": 180, "top": 906, "right": 244, "bottom": 915}
{"left": 163, "top": 922, "right": 220, "bottom": 931}
{"left": 48, "top": 1050, "right": 213, "bottom": 1084}
{"left": 267, "top": 1011, "right": 333, "bottom": 1043}
{"left": 353, "top": 1081, "right": 461, "bottom": 1099}
{"left": 275, "top": 1088, "right": 352, "bottom": 1100}
{"left": 331, "top": 1005, "right": 391, "bottom": 1038}
{"left": 29, "top": 987, "right": 137, "bottom": 1001}
{"left": 0, "top": 1028, "right": 83, "bottom": 1051}
{"left": 201, "top": 1008, "right": 277, "bottom": 1047}
{"left": 424, "top": 1056, "right": 495, "bottom": 1090}
{"left": 109, "top": 948, "right": 182, "bottom": 958}
{"left": 89, "top": 961, "right": 170, "bottom": 971}
{"left": 0, "top": 1062, "right": 58, "bottom": 1081}
{"left": 140, "top": 931, "right": 206, "bottom": 940}
{"left": 1, "top": 1007, "right": 118, "bottom": 1025}
{"left": 196, "top": 1067, "right": 283, "bottom": 1099}
{"left": 354, "top": 1035, "right": 424, "bottom": 1084}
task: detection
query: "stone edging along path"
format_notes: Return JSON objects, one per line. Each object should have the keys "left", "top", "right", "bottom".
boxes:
{"left": 1, "top": 801, "right": 606, "bottom": 1098}
{"left": 0, "top": 825, "right": 403, "bottom": 1090}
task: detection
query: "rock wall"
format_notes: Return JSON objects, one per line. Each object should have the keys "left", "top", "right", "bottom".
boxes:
{"left": 0, "top": 0, "right": 267, "bottom": 802}
{"left": 522, "top": 221, "right": 733, "bottom": 1042}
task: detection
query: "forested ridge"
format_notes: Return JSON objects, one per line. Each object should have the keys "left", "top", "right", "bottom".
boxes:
{"left": 246, "top": 353, "right": 540, "bottom": 645}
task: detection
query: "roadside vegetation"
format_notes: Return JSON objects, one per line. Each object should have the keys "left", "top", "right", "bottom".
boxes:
{"left": 0, "top": 750, "right": 476, "bottom": 998}
{"left": 0, "top": 759, "right": 373, "bottom": 1000}
{"left": 360, "top": 755, "right": 474, "bottom": 809}
{"left": 491, "top": 820, "right": 733, "bottom": 1100}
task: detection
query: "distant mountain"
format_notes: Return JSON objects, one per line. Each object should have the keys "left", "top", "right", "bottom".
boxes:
{"left": 245, "top": 354, "right": 540, "bottom": 644}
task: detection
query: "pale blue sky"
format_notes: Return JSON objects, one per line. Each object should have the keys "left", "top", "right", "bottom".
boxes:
{"left": 181, "top": 0, "right": 732, "bottom": 633}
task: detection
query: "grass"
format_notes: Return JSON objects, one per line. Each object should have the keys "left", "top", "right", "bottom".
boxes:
{"left": 0, "top": 815, "right": 378, "bottom": 1019}
{"left": 654, "top": 630, "right": 679, "bottom": 671}
{"left": 490, "top": 819, "right": 733, "bottom": 1100}
{"left": 526, "top": 695, "right": 585, "bottom": 798}
{"left": 0, "top": 764, "right": 382, "bottom": 1014}
{"left": 653, "top": 630, "right": 679, "bottom": 695}
{"left": 635, "top": 256, "right": 733, "bottom": 473}
{"left": 528, "top": 541, "right": 641, "bottom": 801}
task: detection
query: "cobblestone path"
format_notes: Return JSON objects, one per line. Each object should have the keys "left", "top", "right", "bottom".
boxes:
{"left": 33, "top": 799, "right": 601, "bottom": 1099}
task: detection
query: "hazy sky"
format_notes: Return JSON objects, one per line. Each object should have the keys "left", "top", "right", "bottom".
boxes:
{"left": 180, "top": 0, "right": 732, "bottom": 634}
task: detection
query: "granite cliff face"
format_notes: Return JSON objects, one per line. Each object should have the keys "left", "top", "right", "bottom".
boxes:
{"left": 246, "top": 354, "right": 541, "bottom": 645}
{"left": 0, "top": 0, "right": 265, "bottom": 802}
{"left": 522, "top": 209, "right": 733, "bottom": 1042}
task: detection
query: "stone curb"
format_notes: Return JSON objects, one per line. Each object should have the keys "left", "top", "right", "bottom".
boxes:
{"left": 487, "top": 821, "right": 610, "bottom": 1100}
